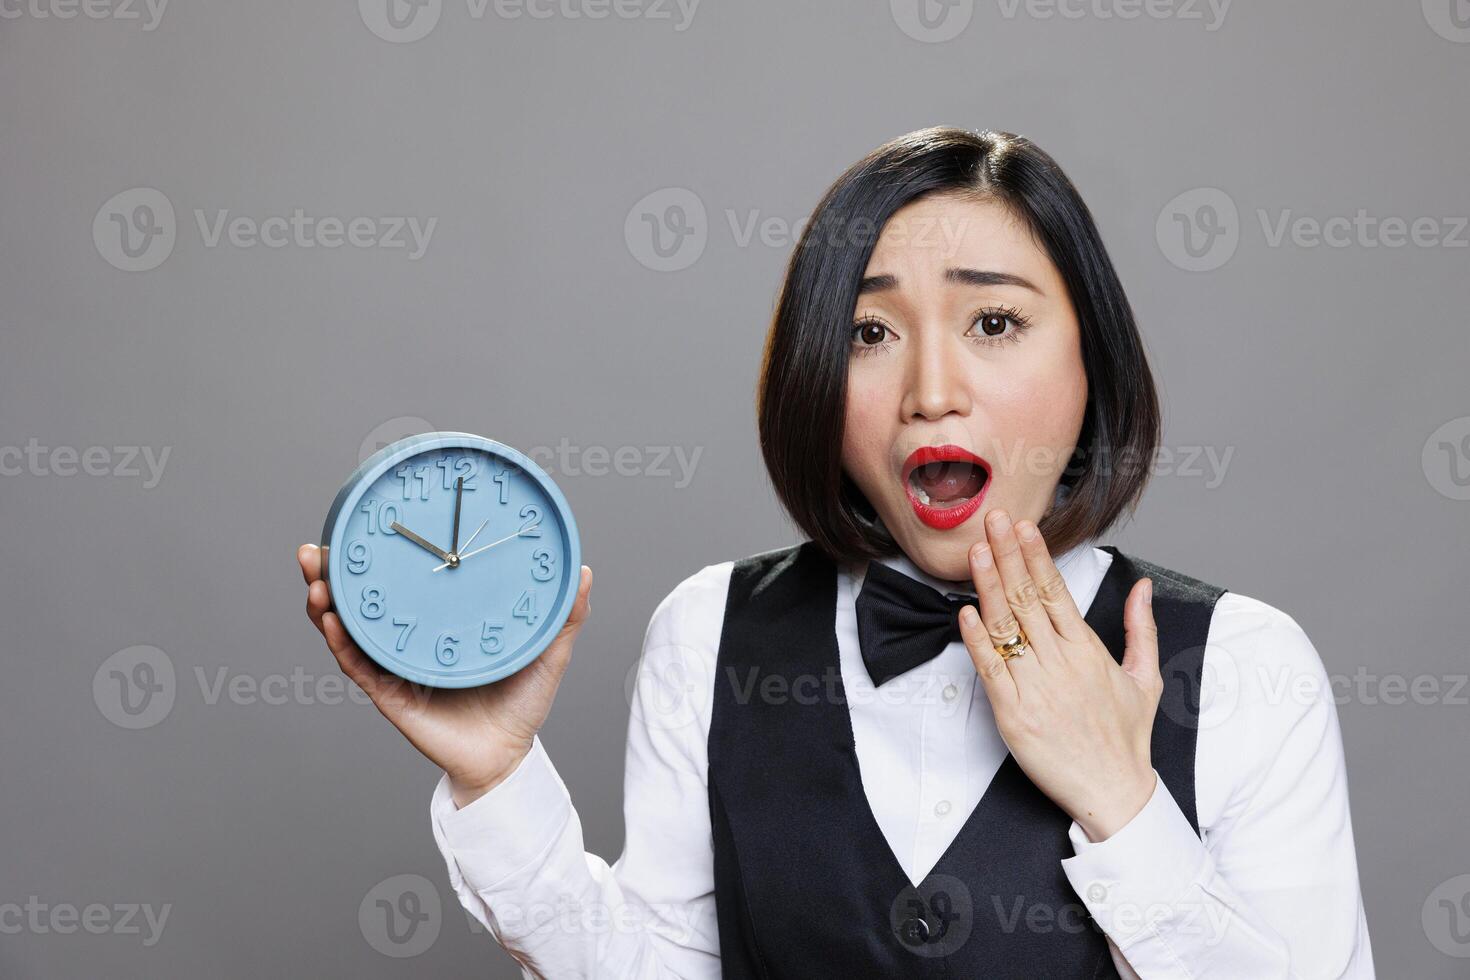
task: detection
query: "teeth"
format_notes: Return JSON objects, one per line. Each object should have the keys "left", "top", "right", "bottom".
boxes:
{"left": 914, "top": 486, "right": 931, "bottom": 505}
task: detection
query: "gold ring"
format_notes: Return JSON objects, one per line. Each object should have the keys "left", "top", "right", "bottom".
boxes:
{"left": 993, "top": 630, "right": 1030, "bottom": 661}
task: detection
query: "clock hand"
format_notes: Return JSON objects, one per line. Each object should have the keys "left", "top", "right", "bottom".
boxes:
{"left": 459, "top": 518, "right": 489, "bottom": 554}
{"left": 451, "top": 476, "right": 464, "bottom": 555}
{"left": 431, "top": 525, "right": 540, "bottom": 572}
{"left": 390, "top": 522, "right": 453, "bottom": 563}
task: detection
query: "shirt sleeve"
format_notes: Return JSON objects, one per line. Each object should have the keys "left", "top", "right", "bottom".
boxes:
{"left": 427, "top": 564, "right": 730, "bottom": 979}
{"left": 1059, "top": 593, "right": 1376, "bottom": 979}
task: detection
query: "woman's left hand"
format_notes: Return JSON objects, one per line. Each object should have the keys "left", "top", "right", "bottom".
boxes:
{"left": 957, "top": 508, "right": 1160, "bottom": 842}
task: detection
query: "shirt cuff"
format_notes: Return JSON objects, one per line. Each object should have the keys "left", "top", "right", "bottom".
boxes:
{"left": 1059, "top": 771, "right": 1215, "bottom": 947}
{"left": 429, "top": 734, "right": 572, "bottom": 890}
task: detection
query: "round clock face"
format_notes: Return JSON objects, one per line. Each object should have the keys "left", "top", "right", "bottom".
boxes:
{"left": 321, "top": 432, "right": 580, "bottom": 688}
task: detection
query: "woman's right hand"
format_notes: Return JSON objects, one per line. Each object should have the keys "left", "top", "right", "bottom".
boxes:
{"left": 297, "top": 543, "right": 593, "bottom": 808}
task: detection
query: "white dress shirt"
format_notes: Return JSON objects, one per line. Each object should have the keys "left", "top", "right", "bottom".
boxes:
{"left": 428, "top": 542, "right": 1376, "bottom": 978}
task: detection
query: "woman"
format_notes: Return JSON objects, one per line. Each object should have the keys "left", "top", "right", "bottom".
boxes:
{"left": 298, "top": 127, "right": 1374, "bottom": 977}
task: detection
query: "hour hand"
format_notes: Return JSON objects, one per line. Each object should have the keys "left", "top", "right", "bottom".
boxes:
{"left": 390, "top": 522, "right": 452, "bottom": 563}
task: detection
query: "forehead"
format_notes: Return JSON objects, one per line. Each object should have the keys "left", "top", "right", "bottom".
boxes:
{"left": 863, "top": 193, "right": 1056, "bottom": 289}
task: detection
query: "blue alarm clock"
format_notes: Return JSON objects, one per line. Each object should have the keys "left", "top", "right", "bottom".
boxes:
{"left": 321, "top": 432, "right": 581, "bottom": 688}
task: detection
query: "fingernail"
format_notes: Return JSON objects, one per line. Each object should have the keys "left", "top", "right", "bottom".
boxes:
{"left": 989, "top": 509, "right": 1011, "bottom": 532}
{"left": 1143, "top": 579, "right": 1153, "bottom": 605}
{"left": 1017, "top": 521, "right": 1037, "bottom": 542}
{"left": 961, "top": 606, "right": 979, "bottom": 627}
{"left": 971, "top": 545, "right": 993, "bottom": 569}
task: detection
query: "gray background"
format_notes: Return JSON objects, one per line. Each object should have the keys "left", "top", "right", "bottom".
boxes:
{"left": 2, "top": 0, "right": 1467, "bottom": 976}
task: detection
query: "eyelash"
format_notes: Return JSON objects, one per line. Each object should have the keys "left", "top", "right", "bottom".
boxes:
{"left": 849, "top": 306, "right": 1035, "bottom": 358}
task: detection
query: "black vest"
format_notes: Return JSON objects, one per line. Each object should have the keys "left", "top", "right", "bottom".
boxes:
{"left": 707, "top": 541, "right": 1226, "bottom": 978}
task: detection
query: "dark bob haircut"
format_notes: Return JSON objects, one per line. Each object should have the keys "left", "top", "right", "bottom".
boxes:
{"left": 757, "top": 126, "right": 1161, "bottom": 563}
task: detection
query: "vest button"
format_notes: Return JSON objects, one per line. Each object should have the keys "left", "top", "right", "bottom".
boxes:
{"left": 898, "top": 913, "right": 930, "bottom": 947}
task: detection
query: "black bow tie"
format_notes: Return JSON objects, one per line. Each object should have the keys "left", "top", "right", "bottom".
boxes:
{"left": 854, "top": 560, "right": 977, "bottom": 687}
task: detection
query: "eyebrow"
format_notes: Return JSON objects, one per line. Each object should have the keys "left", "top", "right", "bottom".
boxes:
{"left": 857, "top": 267, "right": 1043, "bottom": 296}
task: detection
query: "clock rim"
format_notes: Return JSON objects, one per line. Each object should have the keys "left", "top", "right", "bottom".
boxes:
{"left": 320, "top": 431, "right": 582, "bottom": 689}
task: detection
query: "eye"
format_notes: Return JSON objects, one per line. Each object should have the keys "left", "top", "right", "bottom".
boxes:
{"left": 966, "top": 305, "right": 1034, "bottom": 347}
{"left": 851, "top": 316, "right": 896, "bottom": 357}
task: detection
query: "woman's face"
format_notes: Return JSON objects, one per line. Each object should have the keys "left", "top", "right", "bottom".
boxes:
{"left": 842, "top": 192, "right": 1088, "bottom": 583}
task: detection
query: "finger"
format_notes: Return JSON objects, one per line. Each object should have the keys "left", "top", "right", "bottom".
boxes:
{"left": 532, "top": 566, "right": 593, "bottom": 676}
{"left": 968, "top": 539, "right": 1043, "bottom": 680}
{"left": 984, "top": 509, "right": 1058, "bottom": 662}
{"left": 957, "top": 601, "right": 1018, "bottom": 711}
{"left": 1119, "top": 578, "right": 1160, "bottom": 686}
{"left": 319, "top": 609, "right": 395, "bottom": 704}
{"left": 306, "top": 578, "right": 332, "bottom": 634}
{"left": 1013, "top": 520, "right": 1089, "bottom": 643}
{"left": 298, "top": 543, "right": 321, "bottom": 585}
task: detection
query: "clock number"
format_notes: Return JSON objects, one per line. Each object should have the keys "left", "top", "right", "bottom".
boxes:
{"left": 512, "top": 589, "right": 538, "bottom": 627}
{"left": 360, "top": 587, "right": 386, "bottom": 620}
{"left": 454, "top": 457, "right": 478, "bottom": 489}
{"left": 345, "top": 540, "right": 371, "bottom": 574}
{"left": 518, "top": 505, "right": 542, "bottom": 538}
{"left": 435, "top": 455, "right": 479, "bottom": 490}
{"left": 480, "top": 620, "right": 505, "bottom": 655}
{"left": 492, "top": 464, "right": 512, "bottom": 505}
{"left": 436, "top": 632, "right": 461, "bottom": 666}
{"left": 392, "top": 617, "right": 417, "bottom": 652}
{"left": 531, "top": 548, "right": 555, "bottom": 582}
{"left": 357, "top": 499, "right": 402, "bottom": 535}
{"left": 395, "top": 464, "right": 431, "bottom": 501}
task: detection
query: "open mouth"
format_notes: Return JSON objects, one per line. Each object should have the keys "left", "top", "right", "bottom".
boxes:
{"left": 901, "top": 446, "right": 991, "bottom": 530}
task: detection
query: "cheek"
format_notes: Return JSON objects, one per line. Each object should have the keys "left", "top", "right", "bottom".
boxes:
{"left": 984, "top": 349, "right": 1088, "bottom": 465}
{"left": 841, "top": 372, "right": 897, "bottom": 483}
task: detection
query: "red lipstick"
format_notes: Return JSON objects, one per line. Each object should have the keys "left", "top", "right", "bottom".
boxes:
{"left": 901, "top": 445, "right": 991, "bottom": 531}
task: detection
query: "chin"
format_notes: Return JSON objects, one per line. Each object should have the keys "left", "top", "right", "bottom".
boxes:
{"left": 887, "top": 518, "right": 986, "bottom": 585}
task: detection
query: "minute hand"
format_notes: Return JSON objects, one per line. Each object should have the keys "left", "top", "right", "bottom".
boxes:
{"left": 432, "top": 525, "right": 539, "bottom": 572}
{"left": 390, "top": 522, "right": 452, "bottom": 562}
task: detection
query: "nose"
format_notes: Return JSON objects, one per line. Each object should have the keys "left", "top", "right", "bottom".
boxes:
{"left": 900, "top": 328, "right": 973, "bottom": 422}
